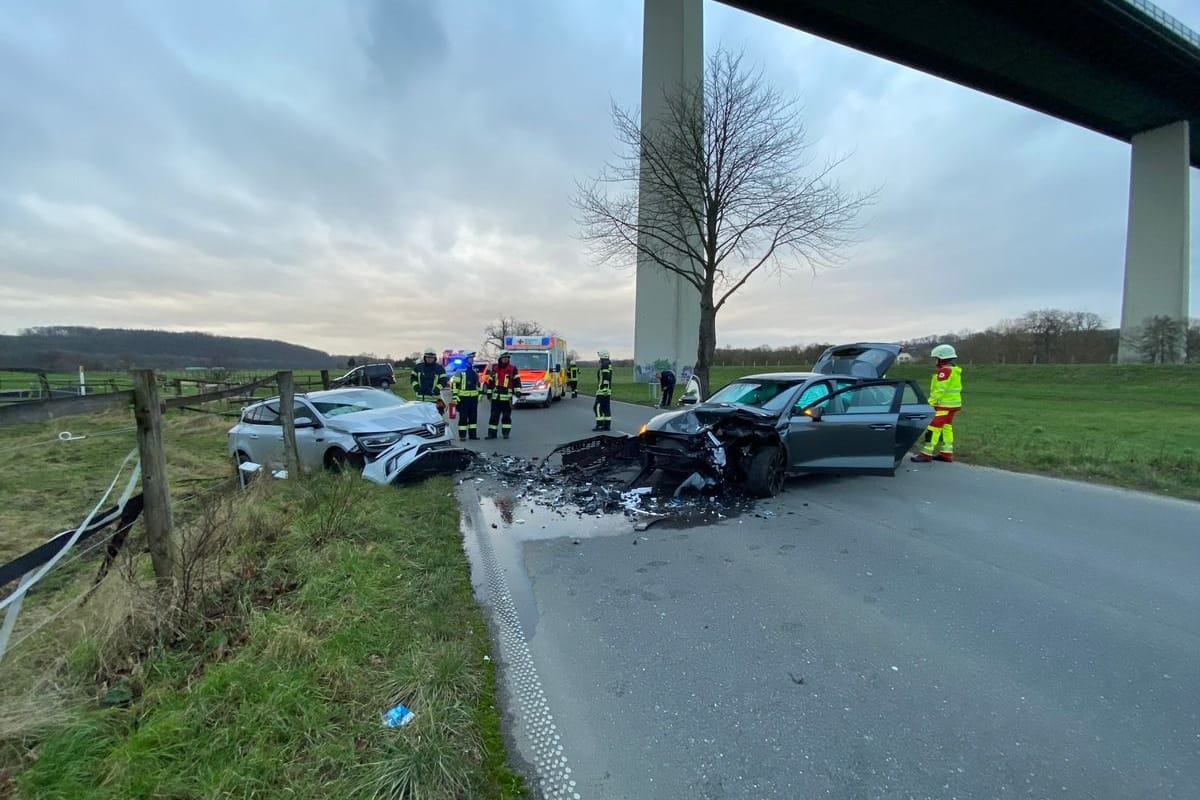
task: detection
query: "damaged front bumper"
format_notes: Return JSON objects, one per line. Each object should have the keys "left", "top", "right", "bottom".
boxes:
{"left": 361, "top": 440, "right": 475, "bottom": 484}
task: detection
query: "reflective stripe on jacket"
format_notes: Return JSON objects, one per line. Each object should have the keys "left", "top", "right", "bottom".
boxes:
{"left": 596, "top": 364, "right": 613, "bottom": 396}
{"left": 411, "top": 362, "right": 447, "bottom": 396}
{"left": 928, "top": 362, "right": 962, "bottom": 408}
{"left": 489, "top": 364, "right": 521, "bottom": 401}
{"left": 450, "top": 369, "right": 480, "bottom": 401}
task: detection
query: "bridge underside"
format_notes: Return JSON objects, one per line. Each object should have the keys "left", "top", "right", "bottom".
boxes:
{"left": 634, "top": 0, "right": 1195, "bottom": 369}
{"left": 721, "top": 0, "right": 1200, "bottom": 167}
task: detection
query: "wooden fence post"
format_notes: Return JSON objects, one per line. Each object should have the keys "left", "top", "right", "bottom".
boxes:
{"left": 132, "top": 369, "right": 176, "bottom": 592}
{"left": 320, "top": 369, "right": 330, "bottom": 390}
{"left": 276, "top": 371, "right": 300, "bottom": 477}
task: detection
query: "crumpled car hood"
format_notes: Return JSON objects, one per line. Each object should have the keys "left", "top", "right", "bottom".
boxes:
{"left": 324, "top": 402, "right": 443, "bottom": 434}
{"left": 645, "top": 403, "right": 777, "bottom": 435}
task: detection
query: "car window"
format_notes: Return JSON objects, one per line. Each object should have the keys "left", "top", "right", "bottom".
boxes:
{"left": 794, "top": 381, "right": 832, "bottom": 413}
{"left": 254, "top": 404, "right": 281, "bottom": 426}
{"left": 309, "top": 389, "right": 406, "bottom": 418}
{"left": 839, "top": 384, "right": 898, "bottom": 414}
{"left": 708, "top": 381, "right": 795, "bottom": 408}
{"left": 901, "top": 383, "right": 922, "bottom": 405}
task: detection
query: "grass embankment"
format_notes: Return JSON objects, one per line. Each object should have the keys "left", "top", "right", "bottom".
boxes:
{"left": 600, "top": 362, "right": 1200, "bottom": 501}
{"left": 0, "top": 410, "right": 525, "bottom": 799}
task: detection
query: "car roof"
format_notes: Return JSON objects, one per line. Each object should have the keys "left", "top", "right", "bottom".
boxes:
{"left": 247, "top": 387, "right": 399, "bottom": 408}
{"left": 737, "top": 372, "right": 822, "bottom": 381}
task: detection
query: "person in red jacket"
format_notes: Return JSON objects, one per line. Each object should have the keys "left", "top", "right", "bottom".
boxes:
{"left": 485, "top": 351, "right": 522, "bottom": 439}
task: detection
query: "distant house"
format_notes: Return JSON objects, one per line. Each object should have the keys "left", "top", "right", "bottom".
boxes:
{"left": 896, "top": 352, "right": 914, "bottom": 364}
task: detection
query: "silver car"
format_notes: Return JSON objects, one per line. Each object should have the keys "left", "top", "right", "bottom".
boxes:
{"left": 639, "top": 343, "right": 935, "bottom": 497}
{"left": 227, "top": 388, "right": 469, "bottom": 483}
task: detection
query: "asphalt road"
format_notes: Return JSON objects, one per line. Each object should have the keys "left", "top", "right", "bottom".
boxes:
{"left": 455, "top": 395, "right": 1200, "bottom": 799}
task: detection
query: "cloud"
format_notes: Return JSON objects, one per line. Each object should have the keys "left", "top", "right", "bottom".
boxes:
{"left": 0, "top": 0, "right": 1195, "bottom": 361}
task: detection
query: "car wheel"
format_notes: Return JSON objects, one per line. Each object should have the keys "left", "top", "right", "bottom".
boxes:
{"left": 234, "top": 450, "right": 256, "bottom": 483}
{"left": 324, "top": 448, "right": 350, "bottom": 473}
{"left": 744, "top": 445, "right": 786, "bottom": 498}
{"left": 379, "top": 379, "right": 392, "bottom": 390}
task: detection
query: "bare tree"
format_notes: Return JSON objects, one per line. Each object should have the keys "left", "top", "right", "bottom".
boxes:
{"left": 1132, "top": 315, "right": 1185, "bottom": 364}
{"left": 482, "top": 317, "right": 544, "bottom": 356}
{"left": 574, "top": 49, "right": 872, "bottom": 390}
{"left": 1188, "top": 319, "right": 1200, "bottom": 364}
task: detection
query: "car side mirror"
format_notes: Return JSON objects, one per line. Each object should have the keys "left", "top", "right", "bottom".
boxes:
{"left": 803, "top": 406, "right": 824, "bottom": 422}
{"left": 294, "top": 416, "right": 319, "bottom": 429}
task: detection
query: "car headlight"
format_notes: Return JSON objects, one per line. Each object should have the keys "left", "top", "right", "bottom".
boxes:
{"left": 355, "top": 432, "right": 402, "bottom": 450}
{"left": 534, "top": 380, "right": 547, "bottom": 390}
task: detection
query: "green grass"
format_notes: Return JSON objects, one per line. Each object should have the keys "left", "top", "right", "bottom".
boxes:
{"left": 10, "top": 474, "right": 526, "bottom": 799}
{"left": 597, "top": 362, "right": 1200, "bottom": 501}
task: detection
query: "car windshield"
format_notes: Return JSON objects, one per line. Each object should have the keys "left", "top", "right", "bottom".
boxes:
{"left": 308, "top": 390, "right": 406, "bottom": 418}
{"left": 706, "top": 380, "right": 797, "bottom": 411}
{"left": 508, "top": 352, "right": 549, "bottom": 371}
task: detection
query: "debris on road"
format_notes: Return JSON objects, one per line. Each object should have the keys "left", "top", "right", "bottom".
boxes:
{"left": 382, "top": 702, "right": 416, "bottom": 727}
{"left": 462, "top": 437, "right": 762, "bottom": 530}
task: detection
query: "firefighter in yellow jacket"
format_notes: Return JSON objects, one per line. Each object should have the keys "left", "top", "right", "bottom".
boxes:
{"left": 911, "top": 344, "right": 962, "bottom": 463}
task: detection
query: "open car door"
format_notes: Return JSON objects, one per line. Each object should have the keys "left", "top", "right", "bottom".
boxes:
{"left": 785, "top": 380, "right": 909, "bottom": 474}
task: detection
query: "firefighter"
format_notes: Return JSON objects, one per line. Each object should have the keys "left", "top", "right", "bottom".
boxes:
{"left": 911, "top": 343, "right": 963, "bottom": 463}
{"left": 486, "top": 350, "right": 521, "bottom": 439}
{"left": 592, "top": 350, "right": 613, "bottom": 431}
{"left": 450, "top": 351, "right": 481, "bottom": 440}
{"left": 567, "top": 360, "right": 580, "bottom": 398}
{"left": 410, "top": 346, "right": 448, "bottom": 404}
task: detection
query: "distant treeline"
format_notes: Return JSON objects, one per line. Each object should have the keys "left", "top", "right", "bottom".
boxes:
{"left": 1, "top": 326, "right": 339, "bottom": 371}
{"left": 714, "top": 310, "right": 1200, "bottom": 366}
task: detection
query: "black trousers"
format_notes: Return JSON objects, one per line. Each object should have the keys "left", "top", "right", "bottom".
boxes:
{"left": 487, "top": 398, "right": 512, "bottom": 437}
{"left": 661, "top": 385, "right": 675, "bottom": 407}
{"left": 568, "top": 379, "right": 578, "bottom": 397}
{"left": 593, "top": 395, "right": 611, "bottom": 430}
{"left": 457, "top": 397, "right": 478, "bottom": 439}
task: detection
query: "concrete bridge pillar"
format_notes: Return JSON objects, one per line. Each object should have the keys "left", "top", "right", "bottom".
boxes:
{"left": 633, "top": 0, "right": 703, "bottom": 383}
{"left": 1118, "top": 120, "right": 1191, "bottom": 362}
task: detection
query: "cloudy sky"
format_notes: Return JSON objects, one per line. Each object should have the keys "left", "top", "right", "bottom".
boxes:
{"left": 1, "top": 0, "right": 1197, "bottom": 359}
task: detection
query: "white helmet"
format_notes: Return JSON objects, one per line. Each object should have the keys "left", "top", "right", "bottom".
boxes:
{"left": 931, "top": 344, "right": 957, "bottom": 360}
{"left": 597, "top": 350, "right": 610, "bottom": 359}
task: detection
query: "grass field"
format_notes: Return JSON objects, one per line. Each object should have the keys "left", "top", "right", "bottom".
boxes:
{"left": 0, "top": 408, "right": 526, "bottom": 799}
{"left": 600, "top": 362, "right": 1200, "bottom": 501}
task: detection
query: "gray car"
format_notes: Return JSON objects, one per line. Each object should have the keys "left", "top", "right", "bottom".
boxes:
{"left": 639, "top": 343, "right": 934, "bottom": 497}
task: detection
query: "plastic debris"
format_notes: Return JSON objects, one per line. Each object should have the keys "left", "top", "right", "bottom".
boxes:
{"left": 382, "top": 703, "right": 416, "bottom": 727}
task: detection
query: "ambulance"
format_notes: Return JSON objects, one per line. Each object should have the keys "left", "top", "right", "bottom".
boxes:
{"left": 503, "top": 335, "right": 568, "bottom": 407}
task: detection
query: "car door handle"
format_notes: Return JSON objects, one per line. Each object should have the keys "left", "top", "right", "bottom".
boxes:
{"left": 869, "top": 423, "right": 893, "bottom": 431}
{"left": 901, "top": 413, "right": 927, "bottom": 420}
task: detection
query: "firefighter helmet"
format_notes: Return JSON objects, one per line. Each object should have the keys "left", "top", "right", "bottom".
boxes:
{"left": 931, "top": 344, "right": 957, "bottom": 360}
{"left": 423, "top": 346, "right": 436, "bottom": 357}
{"left": 498, "top": 350, "right": 511, "bottom": 359}
{"left": 597, "top": 350, "right": 610, "bottom": 359}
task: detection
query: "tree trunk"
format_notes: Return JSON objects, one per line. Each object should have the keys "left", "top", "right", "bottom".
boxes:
{"left": 695, "top": 294, "right": 717, "bottom": 396}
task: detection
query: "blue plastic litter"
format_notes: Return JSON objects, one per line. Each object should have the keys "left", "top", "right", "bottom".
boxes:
{"left": 382, "top": 702, "right": 416, "bottom": 727}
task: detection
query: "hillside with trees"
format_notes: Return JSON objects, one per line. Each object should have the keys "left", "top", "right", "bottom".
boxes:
{"left": 0, "top": 326, "right": 339, "bottom": 371}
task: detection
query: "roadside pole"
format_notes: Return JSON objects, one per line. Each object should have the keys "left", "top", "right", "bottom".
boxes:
{"left": 277, "top": 371, "right": 300, "bottom": 477}
{"left": 131, "top": 369, "right": 176, "bottom": 593}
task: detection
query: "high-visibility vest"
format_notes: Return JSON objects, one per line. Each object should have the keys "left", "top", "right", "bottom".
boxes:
{"left": 928, "top": 363, "right": 962, "bottom": 408}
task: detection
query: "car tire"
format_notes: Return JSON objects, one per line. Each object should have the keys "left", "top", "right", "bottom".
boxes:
{"left": 234, "top": 450, "right": 256, "bottom": 484}
{"left": 379, "top": 379, "right": 392, "bottom": 390}
{"left": 324, "top": 448, "right": 350, "bottom": 473}
{"left": 744, "top": 445, "right": 786, "bottom": 498}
